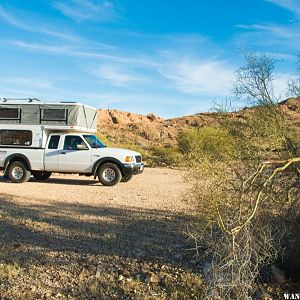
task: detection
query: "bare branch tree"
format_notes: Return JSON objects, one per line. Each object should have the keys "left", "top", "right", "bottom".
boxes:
{"left": 232, "top": 51, "right": 279, "bottom": 105}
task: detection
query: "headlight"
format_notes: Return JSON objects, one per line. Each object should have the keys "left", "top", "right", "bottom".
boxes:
{"left": 125, "top": 156, "right": 134, "bottom": 162}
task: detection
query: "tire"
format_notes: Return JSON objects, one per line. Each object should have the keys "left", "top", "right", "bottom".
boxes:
{"left": 32, "top": 171, "right": 52, "bottom": 181}
{"left": 121, "top": 174, "right": 133, "bottom": 182}
{"left": 98, "top": 163, "right": 122, "bottom": 186}
{"left": 7, "top": 161, "right": 31, "bottom": 183}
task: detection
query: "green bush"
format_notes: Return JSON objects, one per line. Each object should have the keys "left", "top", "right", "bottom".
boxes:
{"left": 148, "top": 145, "right": 182, "bottom": 166}
{"left": 177, "top": 127, "right": 236, "bottom": 160}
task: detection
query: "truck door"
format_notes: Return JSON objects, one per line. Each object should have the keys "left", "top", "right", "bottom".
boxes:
{"left": 59, "top": 135, "right": 92, "bottom": 173}
{"left": 44, "top": 135, "right": 61, "bottom": 172}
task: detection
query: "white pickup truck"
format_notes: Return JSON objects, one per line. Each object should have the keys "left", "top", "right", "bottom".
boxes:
{"left": 0, "top": 99, "right": 144, "bottom": 186}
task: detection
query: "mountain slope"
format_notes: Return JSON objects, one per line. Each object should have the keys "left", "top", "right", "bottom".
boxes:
{"left": 97, "top": 97, "right": 300, "bottom": 147}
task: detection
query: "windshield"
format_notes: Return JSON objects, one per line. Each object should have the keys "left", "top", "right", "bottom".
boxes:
{"left": 83, "top": 135, "right": 106, "bottom": 148}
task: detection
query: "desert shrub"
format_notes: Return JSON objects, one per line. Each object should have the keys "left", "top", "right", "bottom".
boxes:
{"left": 186, "top": 155, "right": 300, "bottom": 299}
{"left": 178, "top": 127, "right": 236, "bottom": 161}
{"left": 148, "top": 145, "right": 182, "bottom": 167}
{"left": 185, "top": 51, "right": 300, "bottom": 299}
{"left": 217, "top": 105, "right": 288, "bottom": 161}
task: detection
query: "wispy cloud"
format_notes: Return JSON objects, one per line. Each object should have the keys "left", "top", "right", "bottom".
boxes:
{"left": 237, "top": 23, "right": 300, "bottom": 40}
{"left": 235, "top": 0, "right": 300, "bottom": 51}
{"left": 92, "top": 64, "right": 144, "bottom": 86}
{"left": 235, "top": 22, "right": 300, "bottom": 51}
{"left": 53, "top": 0, "right": 117, "bottom": 22}
{"left": 159, "top": 59, "right": 234, "bottom": 96}
{"left": 265, "top": 0, "right": 300, "bottom": 16}
{"left": 0, "top": 77, "right": 54, "bottom": 90}
{"left": 0, "top": 5, "right": 79, "bottom": 42}
{"left": 7, "top": 40, "right": 157, "bottom": 67}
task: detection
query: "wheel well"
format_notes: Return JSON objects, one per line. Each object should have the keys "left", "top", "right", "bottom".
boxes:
{"left": 5, "top": 156, "right": 31, "bottom": 171}
{"left": 94, "top": 159, "right": 124, "bottom": 177}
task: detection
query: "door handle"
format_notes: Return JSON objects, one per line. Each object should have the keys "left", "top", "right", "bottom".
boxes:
{"left": 61, "top": 151, "right": 66, "bottom": 155}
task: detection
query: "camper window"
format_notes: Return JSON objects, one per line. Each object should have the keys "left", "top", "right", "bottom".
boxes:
{"left": 0, "top": 108, "right": 20, "bottom": 120}
{"left": 41, "top": 109, "right": 67, "bottom": 121}
{"left": 0, "top": 130, "right": 32, "bottom": 146}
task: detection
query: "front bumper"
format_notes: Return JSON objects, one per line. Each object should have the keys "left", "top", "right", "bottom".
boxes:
{"left": 122, "top": 163, "right": 144, "bottom": 176}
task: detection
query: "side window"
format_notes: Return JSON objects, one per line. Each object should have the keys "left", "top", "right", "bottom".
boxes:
{"left": 63, "top": 136, "right": 88, "bottom": 150}
{"left": 48, "top": 135, "right": 60, "bottom": 149}
{"left": 41, "top": 109, "right": 67, "bottom": 122}
{"left": 0, "top": 130, "right": 32, "bottom": 146}
{"left": 0, "top": 108, "right": 20, "bottom": 120}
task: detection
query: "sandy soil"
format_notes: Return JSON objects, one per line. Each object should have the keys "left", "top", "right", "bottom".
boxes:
{"left": 0, "top": 168, "right": 204, "bottom": 299}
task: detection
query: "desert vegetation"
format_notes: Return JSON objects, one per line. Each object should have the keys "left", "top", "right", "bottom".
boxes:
{"left": 182, "top": 51, "right": 300, "bottom": 299}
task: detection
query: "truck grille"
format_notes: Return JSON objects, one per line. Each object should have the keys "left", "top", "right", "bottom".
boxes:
{"left": 135, "top": 155, "right": 142, "bottom": 163}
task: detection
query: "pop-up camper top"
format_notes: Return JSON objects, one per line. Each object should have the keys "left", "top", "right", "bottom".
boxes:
{"left": 0, "top": 98, "right": 97, "bottom": 130}
{"left": 0, "top": 98, "right": 98, "bottom": 148}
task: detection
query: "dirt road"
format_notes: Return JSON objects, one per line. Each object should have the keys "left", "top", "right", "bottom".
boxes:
{"left": 0, "top": 168, "right": 204, "bottom": 299}
{"left": 0, "top": 167, "right": 189, "bottom": 212}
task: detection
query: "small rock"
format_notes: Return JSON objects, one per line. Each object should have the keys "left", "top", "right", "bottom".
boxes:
{"left": 95, "top": 268, "right": 101, "bottom": 279}
{"left": 144, "top": 272, "right": 160, "bottom": 284}
{"left": 118, "top": 274, "right": 125, "bottom": 282}
{"left": 30, "top": 285, "right": 37, "bottom": 293}
{"left": 146, "top": 113, "right": 159, "bottom": 122}
{"left": 44, "top": 291, "right": 52, "bottom": 298}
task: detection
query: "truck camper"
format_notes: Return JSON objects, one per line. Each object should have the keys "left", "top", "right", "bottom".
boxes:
{"left": 0, "top": 98, "right": 144, "bottom": 186}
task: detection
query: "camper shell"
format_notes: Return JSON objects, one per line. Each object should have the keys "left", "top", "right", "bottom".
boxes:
{"left": 0, "top": 98, "right": 97, "bottom": 148}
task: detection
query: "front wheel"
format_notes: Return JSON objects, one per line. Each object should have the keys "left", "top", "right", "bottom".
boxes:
{"left": 32, "top": 171, "right": 52, "bottom": 180}
{"left": 121, "top": 174, "right": 133, "bottom": 182}
{"left": 7, "top": 161, "right": 31, "bottom": 183}
{"left": 98, "top": 163, "right": 122, "bottom": 186}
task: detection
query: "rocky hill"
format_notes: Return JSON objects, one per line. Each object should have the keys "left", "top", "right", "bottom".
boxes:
{"left": 97, "top": 97, "right": 300, "bottom": 147}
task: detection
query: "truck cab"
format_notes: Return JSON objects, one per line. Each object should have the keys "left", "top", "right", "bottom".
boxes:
{"left": 43, "top": 132, "right": 144, "bottom": 185}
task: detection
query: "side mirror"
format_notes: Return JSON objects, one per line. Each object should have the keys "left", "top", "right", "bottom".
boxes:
{"left": 76, "top": 144, "right": 88, "bottom": 150}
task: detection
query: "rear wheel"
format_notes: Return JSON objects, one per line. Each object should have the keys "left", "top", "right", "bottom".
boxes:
{"left": 7, "top": 161, "right": 31, "bottom": 183}
{"left": 98, "top": 163, "right": 122, "bottom": 186}
{"left": 121, "top": 174, "right": 133, "bottom": 182}
{"left": 32, "top": 171, "right": 52, "bottom": 180}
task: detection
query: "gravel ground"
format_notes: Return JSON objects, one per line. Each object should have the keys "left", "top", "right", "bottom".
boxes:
{"left": 0, "top": 168, "right": 190, "bottom": 213}
{"left": 0, "top": 168, "right": 205, "bottom": 299}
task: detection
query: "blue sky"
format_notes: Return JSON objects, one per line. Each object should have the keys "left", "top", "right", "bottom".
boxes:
{"left": 0, "top": 0, "right": 299, "bottom": 117}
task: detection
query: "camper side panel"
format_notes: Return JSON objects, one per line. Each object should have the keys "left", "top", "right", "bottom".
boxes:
{"left": 0, "top": 125, "right": 46, "bottom": 170}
